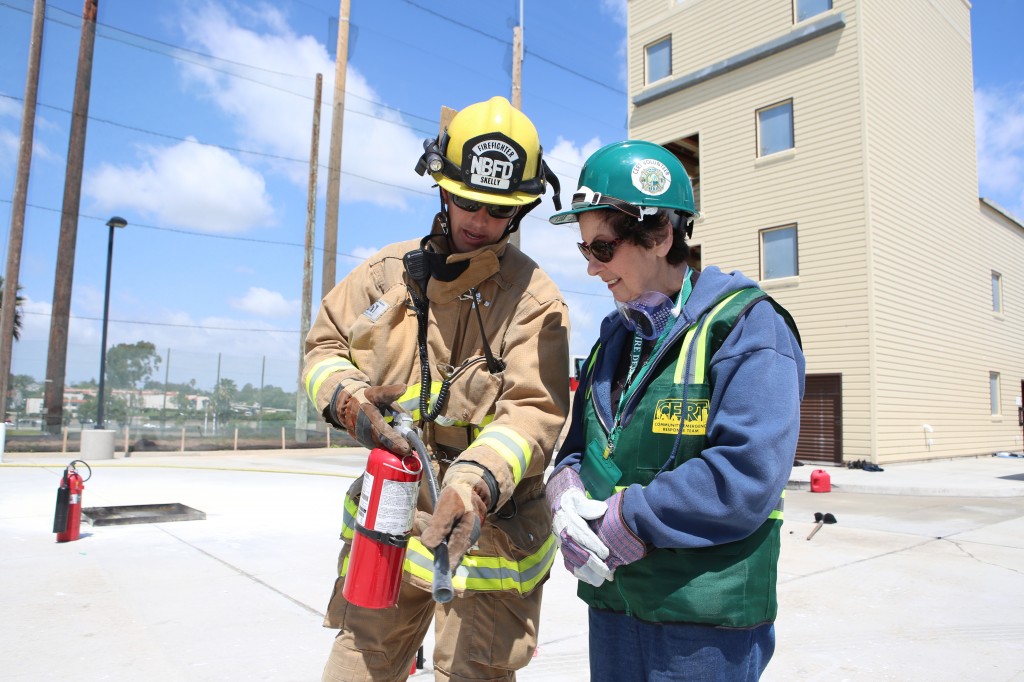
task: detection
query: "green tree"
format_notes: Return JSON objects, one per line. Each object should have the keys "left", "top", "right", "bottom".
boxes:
{"left": 106, "top": 341, "right": 161, "bottom": 389}
{"left": 0, "top": 275, "right": 26, "bottom": 340}
{"left": 260, "top": 385, "right": 294, "bottom": 409}
{"left": 212, "top": 378, "right": 238, "bottom": 424}
{"left": 78, "top": 393, "right": 128, "bottom": 427}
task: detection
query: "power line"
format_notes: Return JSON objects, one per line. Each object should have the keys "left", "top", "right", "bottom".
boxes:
{"left": 0, "top": 92, "right": 445, "bottom": 184}
{"left": 22, "top": 309, "right": 300, "bottom": 333}
{"left": 2, "top": 0, "right": 625, "bottom": 120}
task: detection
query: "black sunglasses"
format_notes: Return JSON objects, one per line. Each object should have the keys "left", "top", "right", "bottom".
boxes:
{"left": 449, "top": 193, "right": 518, "bottom": 219}
{"left": 577, "top": 236, "right": 625, "bottom": 263}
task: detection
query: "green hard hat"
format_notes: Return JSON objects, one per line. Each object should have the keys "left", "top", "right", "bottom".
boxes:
{"left": 549, "top": 140, "right": 696, "bottom": 225}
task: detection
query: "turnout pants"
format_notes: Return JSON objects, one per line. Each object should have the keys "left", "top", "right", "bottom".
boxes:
{"left": 321, "top": 571, "right": 543, "bottom": 682}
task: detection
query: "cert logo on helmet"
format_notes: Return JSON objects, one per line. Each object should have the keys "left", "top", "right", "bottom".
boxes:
{"left": 462, "top": 133, "right": 526, "bottom": 193}
{"left": 632, "top": 158, "right": 672, "bottom": 196}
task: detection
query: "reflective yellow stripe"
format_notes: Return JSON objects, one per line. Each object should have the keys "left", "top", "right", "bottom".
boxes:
{"left": 467, "top": 425, "right": 531, "bottom": 484}
{"left": 337, "top": 534, "right": 556, "bottom": 594}
{"left": 305, "top": 357, "right": 355, "bottom": 403}
{"left": 404, "top": 535, "right": 555, "bottom": 594}
{"left": 672, "top": 291, "right": 745, "bottom": 385}
{"left": 395, "top": 383, "right": 494, "bottom": 429}
{"left": 341, "top": 494, "right": 358, "bottom": 542}
{"left": 769, "top": 489, "right": 785, "bottom": 520}
{"left": 584, "top": 343, "right": 601, "bottom": 401}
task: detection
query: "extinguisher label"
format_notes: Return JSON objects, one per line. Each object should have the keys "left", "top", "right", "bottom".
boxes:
{"left": 70, "top": 494, "right": 80, "bottom": 504}
{"left": 358, "top": 475, "right": 418, "bottom": 535}
{"left": 357, "top": 472, "right": 374, "bottom": 526}
{"left": 374, "top": 479, "right": 418, "bottom": 534}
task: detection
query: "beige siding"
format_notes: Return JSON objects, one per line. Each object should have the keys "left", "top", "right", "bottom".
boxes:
{"left": 630, "top": 0, "right": 793, "bottom": 91}
{"left": 859, "top": 0, "right": 995, "bottom": 460}
{"left": 630, "top": 0, "right": 875, "bottom": 459}
{"left": 628, "top": 0, "right": 1023, "bottom": 463}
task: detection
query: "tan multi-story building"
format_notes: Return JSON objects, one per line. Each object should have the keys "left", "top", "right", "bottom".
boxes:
{"left": 627, "top": 0, "right": 1024, "bottom": 463}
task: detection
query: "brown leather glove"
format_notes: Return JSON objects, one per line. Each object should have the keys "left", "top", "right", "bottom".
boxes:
{"left": 333, "top": 384, "right": 410, "bottom": 455}
{"left": 419, "top": 465, "right": 492, "bottom": 571}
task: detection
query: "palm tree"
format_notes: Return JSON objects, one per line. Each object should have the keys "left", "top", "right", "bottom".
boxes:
{"left": 0, "top": 275, "right": 25, "bottom": 340}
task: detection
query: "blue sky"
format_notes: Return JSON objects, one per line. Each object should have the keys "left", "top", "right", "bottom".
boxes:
{"left": 0, "top": 0, "right": 1021, "bottom": 393}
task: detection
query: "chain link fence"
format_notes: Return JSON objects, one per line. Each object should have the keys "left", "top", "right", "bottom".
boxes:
{"left": 6, "top": 343, "right": 358, "bottom": 453}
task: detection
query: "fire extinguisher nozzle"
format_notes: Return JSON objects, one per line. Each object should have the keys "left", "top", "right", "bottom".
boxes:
{"left": 432, "top": 541, "right": 454, "bottom": 603}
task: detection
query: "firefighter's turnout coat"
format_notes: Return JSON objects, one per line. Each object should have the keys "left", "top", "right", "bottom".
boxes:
{"left": 304, "top": 225, "right": 570, "bottom": 608}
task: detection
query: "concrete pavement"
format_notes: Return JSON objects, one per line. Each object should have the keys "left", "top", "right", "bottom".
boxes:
{"left": 2, "top": 449, "right": 1023, "bottom": 681}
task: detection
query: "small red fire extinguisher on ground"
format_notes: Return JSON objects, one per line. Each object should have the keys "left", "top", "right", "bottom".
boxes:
{"left": 53, "top": 459, "right": 91, "bottom": 543}
{"left": 343, "top": 447, "right": 422, "bottom": 609}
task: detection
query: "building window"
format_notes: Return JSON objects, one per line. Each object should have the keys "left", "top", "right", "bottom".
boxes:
{"left": 760, "top": 225, "right": 798, "bottom": 279}
{"left": 795, "top": 0, "right": 833, "bottom": 22}
{"left": 757, "top": 100, "right": 794, "bottom": 157}
{"left": 992, "top": 271, "right": 1003, "bottom": 313}
{"left": 645, "top": 37, "right": 672, "bottom": 84}
{"left": 990, "top": 372, "right": 1001, "bottom": 415}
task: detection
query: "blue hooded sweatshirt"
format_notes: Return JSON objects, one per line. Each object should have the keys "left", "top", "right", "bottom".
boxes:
{"left": 554, "top": 265, "right": 806, "bottom": 550}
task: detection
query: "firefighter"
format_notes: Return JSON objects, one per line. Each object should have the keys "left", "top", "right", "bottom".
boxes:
{"left": 304, "top": 95, "right": 570, "bottom": 681}
{"left": 545, "top": 140, "right": 805, "bottom": 681}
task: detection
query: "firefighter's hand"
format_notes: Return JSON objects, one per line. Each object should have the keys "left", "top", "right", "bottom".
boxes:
{"left": 334, "top": 384, "right": 410, "bottom": 455}
{"left": 420, "top": 466, "right": 492, "bottom": 571}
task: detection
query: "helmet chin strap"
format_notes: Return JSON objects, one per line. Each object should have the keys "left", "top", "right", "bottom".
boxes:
{"left": 500, "top": 197, "right": 541, "bottom": 241}
{"left": 437, "top": 189, "right": 452, "bottom": 238}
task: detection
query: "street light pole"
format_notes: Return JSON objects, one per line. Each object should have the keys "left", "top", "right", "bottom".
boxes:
{"left": 96, "top": 216, "right": 126, "bottom": 429}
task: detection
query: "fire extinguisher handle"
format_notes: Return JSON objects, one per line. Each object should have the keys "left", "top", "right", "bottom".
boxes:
{"left": 432, "top": 541, "right": 454, "bottom": 603}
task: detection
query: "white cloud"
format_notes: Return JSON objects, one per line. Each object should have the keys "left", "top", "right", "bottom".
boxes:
{"left": 350, "top": 245, "right": 379, "bottom": 261}
{"left": 600, "top": 0, "right": 628, "bottom": 26}
{"left": 176, "top": 2, "right": 426, "bottom": 208}
{"left": 84, "top": 139, "right": 274, "bottom": 233}
{"left": 0, "top": 127, "right": 17, "bottom": 168}
{"left": 520, "top": 132, "right": 616, "bottom": 360}
{"left": 975, "top": 86, "right": 1024, "bottom": 218}
{"left": 526, "top": 135, "right": 607, "bottom": 279}
{"left": 230, "top": 286, "right": 297, "bottom": 318}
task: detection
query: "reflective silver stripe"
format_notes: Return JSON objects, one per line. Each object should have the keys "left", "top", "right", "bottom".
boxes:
{"left": 305, "top": 357, "right": 355, "bottom": 403}
{"left": 466, "top": 425, "right": 531, "bottom": 483}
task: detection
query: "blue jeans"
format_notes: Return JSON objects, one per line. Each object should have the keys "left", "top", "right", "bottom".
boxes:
{"left": 588, "top": 608, "right": 775, "bottom": 682}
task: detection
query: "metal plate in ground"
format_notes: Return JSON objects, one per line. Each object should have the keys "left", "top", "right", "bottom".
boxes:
{"left": 82, "top": 503, "right": 206, "bottom": 526}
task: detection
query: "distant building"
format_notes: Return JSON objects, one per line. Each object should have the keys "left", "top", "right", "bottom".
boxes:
{"left": 627, "top": 0, "right": 1023, "bottom": 462}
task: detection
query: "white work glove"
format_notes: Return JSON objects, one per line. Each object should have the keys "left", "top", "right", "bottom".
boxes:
{"left": 546, "top": 467, "right": 615, "bottom": 586}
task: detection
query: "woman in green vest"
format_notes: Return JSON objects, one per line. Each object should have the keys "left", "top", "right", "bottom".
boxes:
{"left": 546, "top": 140, "right": 805, "bottom": 681}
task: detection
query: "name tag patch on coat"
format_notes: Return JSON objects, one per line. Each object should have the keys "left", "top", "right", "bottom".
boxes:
{"left": 652, "top": 398, "right": 709, "bottom": 435}
{"left": 362, "top": 300, "right": 389, "bottom": 322}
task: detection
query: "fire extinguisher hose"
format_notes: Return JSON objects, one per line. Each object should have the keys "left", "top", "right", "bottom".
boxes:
{"left": 393, "top": 414, "right": 455, "bottom": 604}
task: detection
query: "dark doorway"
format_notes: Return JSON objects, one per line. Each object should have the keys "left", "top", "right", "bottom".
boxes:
{"left": 796, "top": 373, "right": 843, "bottom": 464}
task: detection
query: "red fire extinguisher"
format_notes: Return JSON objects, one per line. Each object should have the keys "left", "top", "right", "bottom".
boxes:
{"left": 343, "top": 447, "right": 422, "bottom": 609}
{"left": 53, "top": 459, "right": 91, "bottom": 543}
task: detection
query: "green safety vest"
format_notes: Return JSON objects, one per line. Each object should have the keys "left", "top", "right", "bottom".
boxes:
{"left": 577, "top": 288, "right": 798, "bottom": 627}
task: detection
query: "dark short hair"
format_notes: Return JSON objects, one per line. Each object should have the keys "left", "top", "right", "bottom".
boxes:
{"left": 605, "top": 209, "right": 690, "bottom": 265}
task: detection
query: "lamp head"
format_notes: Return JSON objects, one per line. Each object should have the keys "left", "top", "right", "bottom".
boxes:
{"left": 106, "top": 216, "right": 127, "bottom": 229}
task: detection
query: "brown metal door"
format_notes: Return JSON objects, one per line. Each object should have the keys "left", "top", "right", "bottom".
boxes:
{"left": 796, "top": 374, "right": 843, "bottom": 464}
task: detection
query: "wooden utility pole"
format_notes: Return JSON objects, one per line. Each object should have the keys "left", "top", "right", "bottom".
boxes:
{"left": 44, "top": 0, "right": 99, "bottom": 434}
{"left": 296, "top": 74, "right": 323, "bottom": 442}
{"left": 511, "top": 26, "right": 523, "bottom": 110}
{"left": 509, "top": 1, "right": 524, "bottom": 250}
{"left": 0, "top": 0, "right": 46, "bottom": 424}
{"left": 321, "top": 0, "right": 350, "bottom": 299}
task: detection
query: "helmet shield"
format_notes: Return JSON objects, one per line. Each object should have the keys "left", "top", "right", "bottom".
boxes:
{"left": 458, "top": 132, "right": 527, "bottom": 195}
